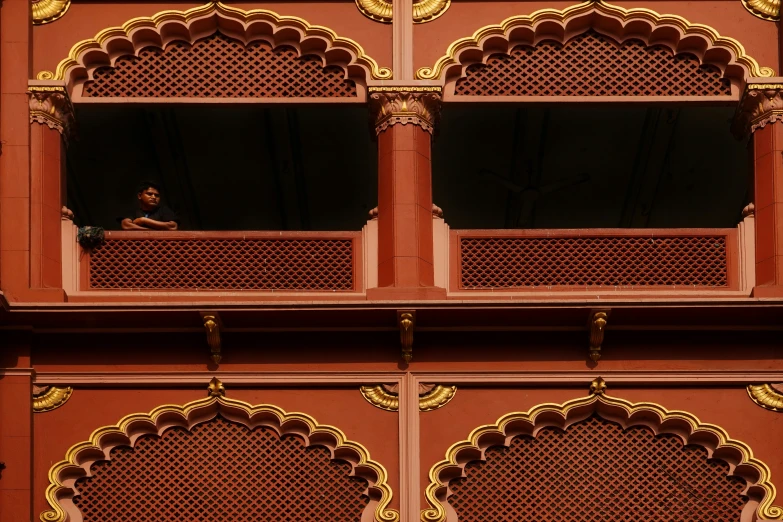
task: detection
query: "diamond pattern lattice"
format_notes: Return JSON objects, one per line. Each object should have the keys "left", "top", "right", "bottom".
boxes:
{"left": 448, "top": 416, "right": 747, "bottom": 522}
{"left": 83, "top": 33, "right": 357, "bottom": 98}
{"left": 73, "top": 417, "right": 369, "bottom": 522}
{"left": 89, "top": 237, "right": 355, "bottom": 290}
{"left": 454, "top": 31, "right": 731, "bottom": 96}
{"left": 459, "top": 235, "right": 727, "bottom": 288}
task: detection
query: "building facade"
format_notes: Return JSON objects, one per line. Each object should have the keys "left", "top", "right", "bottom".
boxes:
{"left": 1, "top": 0, "right": 783, "bottom": 519}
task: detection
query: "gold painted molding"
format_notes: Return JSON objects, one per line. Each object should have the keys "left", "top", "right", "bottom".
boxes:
{"left": 37, "top": 2, "right": 391, "bottom": 84}
{"left": 421, "top": 377, "right": 783, "bottom": 522}
{"left": 41, "top": 378, "right": 399, "bottom": 522}
{"left": 32, "top": 0, "right": 71, "bottom": 25}
{"left": 361, "top": 384, "right": 457, "bottom": 411}
{"left": 32, "top": 386, "right": 73, "bottom": 413}
{"left": 742, "top": 0, "right": 780, "bottom": 20}
{"left": 416, "top": 0, "right": 774, "bottom": 81}
{"left": 355, "top": 0, "right": 450, "bottom": 23}
{"left": 748, "top": 384, "right": 783, "bottom": 412}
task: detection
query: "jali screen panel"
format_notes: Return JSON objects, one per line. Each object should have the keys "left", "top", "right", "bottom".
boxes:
{"left": 83, "top": 33, "right": 357, "bottom": 98}
{"left": 454, "top": 31, "right": 731, "bottom": 97}
{"left": 73, "top": 417, "right": 368, "bottom": 522}
{"left": 88, "top": 233, "right": 357, "bottom": 291}
{"left": 458, "top": 232, "right": 731, "bottom": 288}
{"left": 447, "top": 416, "right": 747, "bottom": 522}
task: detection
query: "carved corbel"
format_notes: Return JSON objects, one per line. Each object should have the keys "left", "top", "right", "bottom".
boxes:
{"left": 201, "top": 312, "right": 223, "bottom": 364}
{"left": 27, "top": 82, "right": 75, "bottom": 137}
{"left": 368, "top": 87, "right": 442, "bottom": 135}
{"left": 588, "top": 311, "right": 609, "bottom": 362}
{"left": 732, "top": 82, "right": 783, "bottom": 138}
{"left": 398, "top": 310, "right": 415, "bottom": 363}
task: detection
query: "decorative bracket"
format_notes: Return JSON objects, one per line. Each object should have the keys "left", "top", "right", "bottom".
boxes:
{"left": 200, "top": 312, "right": 223, "bottom": 364}
{"left": 733, "top": 82, "right": 783, "bottom": 138}
{"left": 588, "top": 310, "right": 609, "bottom": 362}
{"left": 27, "top": 81, "right": 75, "bottom": 137}
{"left": 368, "top": 87, "right": 442, "bottom": 135}
{"left": 398, "top": 310, "right": 415, "bottom": 363}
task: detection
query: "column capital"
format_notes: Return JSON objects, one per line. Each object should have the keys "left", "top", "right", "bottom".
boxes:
{"left": 368, "top": 86, "right": 442, "bottom": 135}
{"left": 733, "top": 81, "right": 783, "bottom": 137}
{"left": 27, "top": 82, "right": 75, "bottom": 137}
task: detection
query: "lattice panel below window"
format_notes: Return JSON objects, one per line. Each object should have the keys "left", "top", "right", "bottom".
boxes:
{"left": 459, "top": 235, "right": 727, "bottom": 288}
{"left": 83, "top": 33, "right": 357, "bottom": 98}
{"left": 454, "top": 31, "right": 731, "bottom": 96}
{"left": 448, "top": 416, "right": 747, "bottom": 522}
{"left": 89, "top": 238, "right": 355, "bottom": 290}
{"left": 73, "top": 417, "right": 368, "bottom": 522}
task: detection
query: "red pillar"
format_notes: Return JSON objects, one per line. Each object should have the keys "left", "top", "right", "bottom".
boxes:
{"left": 0, "top": 332, "right": 33, "bottom": 522}
{"left": 377, "top": 124, "right": 434, "bottom": 288}
{"left": 30, "top": 123, "right": 64, "bottom": 289}
{"left": 752, "top": 122, "right": 783, "bottom": 296}
{"left": 367, "top": 88, "right": 445, "bottom": 299}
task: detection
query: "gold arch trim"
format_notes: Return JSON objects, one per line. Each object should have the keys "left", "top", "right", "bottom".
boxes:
{"left": 360, "top": 384, "right": 457, "bottom": 412}
{"left": 355, "top": 0, "right": 450, "bottom": 23}
{"left": 32, "top": 386, "right": 73, "bottom": 412}
{"left": 416, "top": 0, "right": 774, "bottom": 80}
{"left": 32, "top": 0, "right": 71, "bottom": 25}
{"left": 421, "top": 380, "right": 783, "bottom": 522}
{"left": 41, "top": 383, "right": 399, "bottom": 522}
{"left": 37, "top": 1, "right": 392, "bottom": 83}
{"left": 748, "top": 384, "right": 783, "bottom": 412}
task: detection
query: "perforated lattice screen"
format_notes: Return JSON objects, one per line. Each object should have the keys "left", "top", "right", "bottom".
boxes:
{"left": 459, "top": 236, "right": 728, "bottom": 288}
{"left": 89, "top": 238, "right": 355, "bottom": 290}
{"left": 73, "top": 417, "right": 368, "bottom": 522}
{"left": 83, "top": 33, "right": 357, "bottom": 98}
{"left": 454, "top": 31, "right": 731, "bottom": 96}
{"left": 448, "top": 416, "right": 747, "bottom": 522}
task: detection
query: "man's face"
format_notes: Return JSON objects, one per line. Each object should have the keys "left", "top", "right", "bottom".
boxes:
{"left": 138, "top": 187, "right": 161, "bottom": 211}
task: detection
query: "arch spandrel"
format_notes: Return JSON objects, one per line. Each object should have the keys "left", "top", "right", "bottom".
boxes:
{"left": 421, "top": 380, "right": 783, "bottom": 522}
{"left": 37, "top": 2, "right": 392, "bottom": 100}
{"left": 40, "top": 382, "right": 399, "bottom": 522}
{"left": 416, "top": 0, "right": 774, "bottom": 98}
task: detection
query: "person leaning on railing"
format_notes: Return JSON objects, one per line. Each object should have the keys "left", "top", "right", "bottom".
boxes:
{"left": 119, "top": 181, "right": 180, "bottom": 231}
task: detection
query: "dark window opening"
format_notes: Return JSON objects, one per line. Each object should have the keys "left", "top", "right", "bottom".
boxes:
{"left": 433, "top": 105, "right": 749, "bottom": 229}
{"left": 66, "top": 105, "right": 377, "bottom": 231}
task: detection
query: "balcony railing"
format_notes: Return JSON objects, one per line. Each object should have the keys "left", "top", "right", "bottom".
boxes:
{"left": 64, "top": 228, "right": 365, "bottom": 296}
{"left": 438, "top": 224, "right": 754, "bottom": 295}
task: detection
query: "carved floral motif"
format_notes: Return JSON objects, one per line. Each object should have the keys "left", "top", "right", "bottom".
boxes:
{"left": 368, "top": 87, "right": 442, "bottom": 135}
{"left": 734, "top": 83, "right": 783, "bottom": 137}
{"left": 32, "top": 0, "right": 71, "bottom": 25}
{"left": 354, "top": 0, "right": 450, "bottom": 23}
{"left": 360, "top": 383, "right": 457, "bottom": 411}
{"left": 747, "top": 383, "right": 783, "bottom": 411}
{"left": 32, "top": 385, "right": 73, "bottom": 412}
{"left": 27, "top": 85, "right": 74, "bottom": 136}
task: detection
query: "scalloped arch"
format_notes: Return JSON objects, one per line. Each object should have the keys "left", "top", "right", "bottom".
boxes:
{"left": 421, "top": 389, "right": 783, "bottom": 522}
{"left": 41, "top": 393, "right": 399, "bottom": 522}
{"left": 416, "top": 0, "right": 774, "bottom": 90}
{"left": 37, "top": 1, "right": 392, "bottom": 95}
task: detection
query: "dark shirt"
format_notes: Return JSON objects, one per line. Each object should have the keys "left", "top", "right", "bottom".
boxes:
{"left": 117, "top": 206, "right": 180, "bottom": 227}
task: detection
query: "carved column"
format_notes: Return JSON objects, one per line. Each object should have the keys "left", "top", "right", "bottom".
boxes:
{"left": 734, "top": 81, "right": 783, "bottom": 296}
{"left": 27, "top": 82, "right": 73, "bottom": 295}
{"left": 368, "top": 87, "right": 443, "bottom": 296}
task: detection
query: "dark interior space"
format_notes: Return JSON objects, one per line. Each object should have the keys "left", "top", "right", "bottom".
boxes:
{"left": 433, "top": 105, "right": 750, "bottom": 229}
{"left": 66, "top": 104, "right": 377, "bottom": 231}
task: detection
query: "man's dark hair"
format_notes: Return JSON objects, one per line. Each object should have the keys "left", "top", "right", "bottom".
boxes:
{"left": 136, "top": 180, "right": 162, "bottom": 194}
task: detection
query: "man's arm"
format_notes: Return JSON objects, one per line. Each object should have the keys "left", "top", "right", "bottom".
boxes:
{"left": 133, "top": 217, "right": 178, "bottom": 230}
{"left": 121, "top": 218, "right": 150, "bottom": 230}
